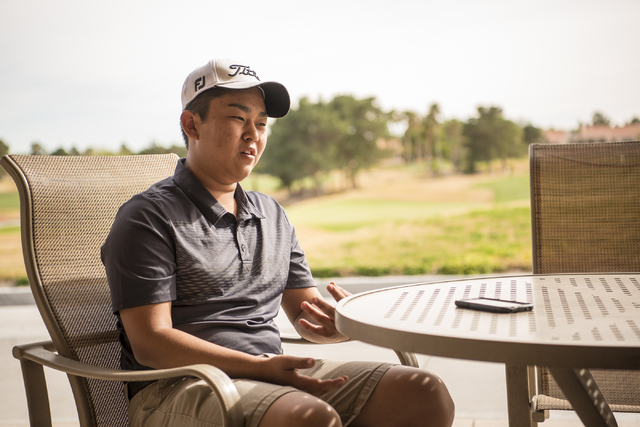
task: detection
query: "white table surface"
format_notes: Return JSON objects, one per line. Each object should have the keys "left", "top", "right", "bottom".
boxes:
{"left": 336, "top": 273, "right": 640, "bottom": 370}
{"left": 337, "top": 273, "right": 640, "bottom": 426}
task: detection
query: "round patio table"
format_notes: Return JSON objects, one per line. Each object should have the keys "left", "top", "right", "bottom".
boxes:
{"left": 335, "top": 274, "right": 640, "bottom": 427}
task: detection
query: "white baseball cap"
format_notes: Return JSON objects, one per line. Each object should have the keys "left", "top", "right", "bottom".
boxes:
{"left": 181, "top": 58, "right": 290, "bottom": 118}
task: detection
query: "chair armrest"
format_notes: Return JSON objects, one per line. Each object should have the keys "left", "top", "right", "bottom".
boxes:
{"left": 393, "top": 350, "right": 419, "bottom": 368}
{"left": 13, "top": 340, "right": 242, "bottom": 427}
{"left": 280, "top": 333, "right": 314, "bottom": 344}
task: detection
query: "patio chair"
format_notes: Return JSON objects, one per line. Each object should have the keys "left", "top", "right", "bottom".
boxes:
{"left": 1, "top": 153, "right": 417, "bottom": 427}
{"left": 506, "top": 141, "right": 640, "bottom": 426}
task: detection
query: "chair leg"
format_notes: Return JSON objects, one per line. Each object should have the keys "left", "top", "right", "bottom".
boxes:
{"left": 547, "top": 368, "right": 617, "bottom": 427}
{"left": 19, "top": 358, "right": 53, "bottom": 427}
{"left": 506, "top": 365, "right": 537, "bottom": 427}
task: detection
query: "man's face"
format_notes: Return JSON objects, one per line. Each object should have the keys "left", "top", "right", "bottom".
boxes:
{"left": 187, "top": 87, "right": 268, "bottom": 188}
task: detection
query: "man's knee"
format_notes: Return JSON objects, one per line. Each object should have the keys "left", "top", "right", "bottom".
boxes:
{"left": 422, "top": 370, "right": 455, "bottom": 422}
{"left": 354, "top": 366, "right": 454, "bottom": 427}
{"left": 260, "top": 392, "right": 342, "bottom": 427}
{"left": 387, "top": 366, "right": 455, "bottom": 426}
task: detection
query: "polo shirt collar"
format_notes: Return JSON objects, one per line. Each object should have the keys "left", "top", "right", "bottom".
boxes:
{"left": 173, "top": 159, "right": 266, "bottom": 225}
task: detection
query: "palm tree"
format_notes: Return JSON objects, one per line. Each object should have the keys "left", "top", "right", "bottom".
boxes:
{"left": 402, "top": 110, "right": 422, "bottom": 164}
{"left": 424, "top": 103, "right": 442, "bottom": 175}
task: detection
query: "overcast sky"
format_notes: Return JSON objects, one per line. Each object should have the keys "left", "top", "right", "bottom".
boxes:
{"left": 1, "top": 0, "right": 639, "bottom": 154}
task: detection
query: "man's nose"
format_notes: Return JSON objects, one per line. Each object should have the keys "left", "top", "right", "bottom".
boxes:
{"left": 244, "top": 122, "right": 259, "bottom": 141}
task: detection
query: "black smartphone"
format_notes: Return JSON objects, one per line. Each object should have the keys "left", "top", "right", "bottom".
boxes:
{"left": 455, "top": 297, "right": 533, "bottom": 313}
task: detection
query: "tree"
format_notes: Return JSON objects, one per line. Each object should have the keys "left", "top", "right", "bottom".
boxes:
{"left": 0, "top": 139, "right": 8, "bottom": 157}
{"left": 263, "top": 95, "right": 390, "bottom": 193}
{"left": 592, "top": 111, "right": 611, "bottom": 126}
{"left": 167, "top": 145, "right": 188, "bottom": 158}
{"left": 423, "top": 103, "right": 442, "bottom": 175}
{"left": 0, "top": 139, "right": 8, "bottom": 178}
{"left": 50, "top": 147, "right": 69, "bottom": 156}
{"left": 118, "top": 143, "right": 134, "bottom": 155}
{"left": 138, "top": 142, "right": 168, "bottom": 155}
{"left": 440, "top": 119, "right": 465, "bottom": 173}
{"left": 463, "top": 106, "right": 524, "bottom": 173}
{"left": 328, "top": 95, "right": 390, "bottom": 188}
{"left": 30, "top": 142, "right": 47, "bottom": 155}
{"left": 627, "top": 116, "right": 640, "bottom": 125}
{"left": 261, "top": 97, "right": 340, "bottom": 194}
{"left": 401, "top": 110, "right": 421, "bottom": 164}
{"left": 138, "top": 142, "right": 187, "bottom": 158}
{"left": 522, "top": 124, "right": 545, "bottom": 145}
{"left": 496, "top": 120, "right": 525, "bottom": 166}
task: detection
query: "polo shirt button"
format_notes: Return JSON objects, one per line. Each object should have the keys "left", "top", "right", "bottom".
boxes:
{"left": 241, "top": 244, "right": 246, "bottom": 252}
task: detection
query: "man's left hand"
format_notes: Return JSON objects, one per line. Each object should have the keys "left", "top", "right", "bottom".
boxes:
{"left": 298, "top": 282, "right": 351, "bottom": 342}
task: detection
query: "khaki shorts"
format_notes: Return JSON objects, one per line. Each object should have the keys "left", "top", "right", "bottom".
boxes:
{"left": 128, "top": 359, "right": 393, "bottom": 427}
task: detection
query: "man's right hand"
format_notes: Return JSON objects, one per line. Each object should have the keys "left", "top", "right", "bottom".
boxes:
{"left": 257, "top": 355, "right": 348, "bottom": 397}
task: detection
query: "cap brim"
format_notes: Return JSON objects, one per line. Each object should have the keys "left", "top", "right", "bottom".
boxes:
{"left": 216, "top": 80, "right": 290, "bottom": 118}
{"left": 259, "top": 82, "right": 290, "bottom": 118}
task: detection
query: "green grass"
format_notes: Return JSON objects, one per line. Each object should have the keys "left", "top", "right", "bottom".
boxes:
{"left": 241, "top": 173, "right": 283, "bottom": 194}
{"left": 0, "top": 226, "right": 19, "bottom": 235}
{"left": 0, "top": 192, "right": 19, "bottom": 211}
{"left": 307, "top": 206, "right": 532, "bottom": 277}
{"left": 475, "top": 174, "right": 530, "bottom": 203}
{"left": 287, "top": 200, "right": 469, "bottom": 232}
{"left": 270, "top": 171, "right": 533, "bottom": 276}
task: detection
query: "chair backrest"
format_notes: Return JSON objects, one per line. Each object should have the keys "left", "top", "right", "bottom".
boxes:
{"left": 1, "top": 154, "right": 179, "bottom": 427}
{"left": 529, "top": 141, "right": 640, "bottom": 411}
{"left": 530, "top": 141, "right": 640, "bottom": 274}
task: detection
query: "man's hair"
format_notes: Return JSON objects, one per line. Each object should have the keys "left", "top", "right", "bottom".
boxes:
{"left": 181, "top": 87, "right": 228, "bottom": 149}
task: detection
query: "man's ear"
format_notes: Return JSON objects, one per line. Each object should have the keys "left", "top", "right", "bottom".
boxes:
{"left": 180, "top": 110, "right": 200, "bottom": 141}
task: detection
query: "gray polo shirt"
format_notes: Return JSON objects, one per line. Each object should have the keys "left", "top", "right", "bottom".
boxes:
{"left": 101, "top": 159, "right": 315, "bottom": 377}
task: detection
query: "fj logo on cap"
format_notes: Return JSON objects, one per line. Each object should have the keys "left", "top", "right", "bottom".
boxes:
{"left": 229, "top": 64, "right": 260, "bottom": 81}
{"left": 195, "top": 76, "right": 205, "bottom": 91}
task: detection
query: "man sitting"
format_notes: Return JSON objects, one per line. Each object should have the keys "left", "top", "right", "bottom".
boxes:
{"left": 102, "top": 57, "right": 455, "bottom": 427}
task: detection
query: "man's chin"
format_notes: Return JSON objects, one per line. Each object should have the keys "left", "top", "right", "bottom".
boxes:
{"left": 237, "top": 169, "right": 255, "bottom": 183}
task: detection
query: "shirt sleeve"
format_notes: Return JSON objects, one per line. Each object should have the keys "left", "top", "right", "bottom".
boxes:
{"left": 101, "top": 194, "right": 177, "bottom": 313}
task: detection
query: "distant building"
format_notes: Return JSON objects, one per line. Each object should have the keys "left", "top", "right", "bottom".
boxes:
{"left": 543, "top": 123, "right": 640, "bottom": 144}
{"left": 543, "top": 129, "right": 571, "bottom": 144}
{"left": 572, "top": 123, "right": 640, "bottom": 143}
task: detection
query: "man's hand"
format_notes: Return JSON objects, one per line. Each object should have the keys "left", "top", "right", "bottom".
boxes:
{"left": 258, "top": 355, "right": 348, "bottom": 397}
{"left": 297, "top": 282, "right": 351, "bottom": 341}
